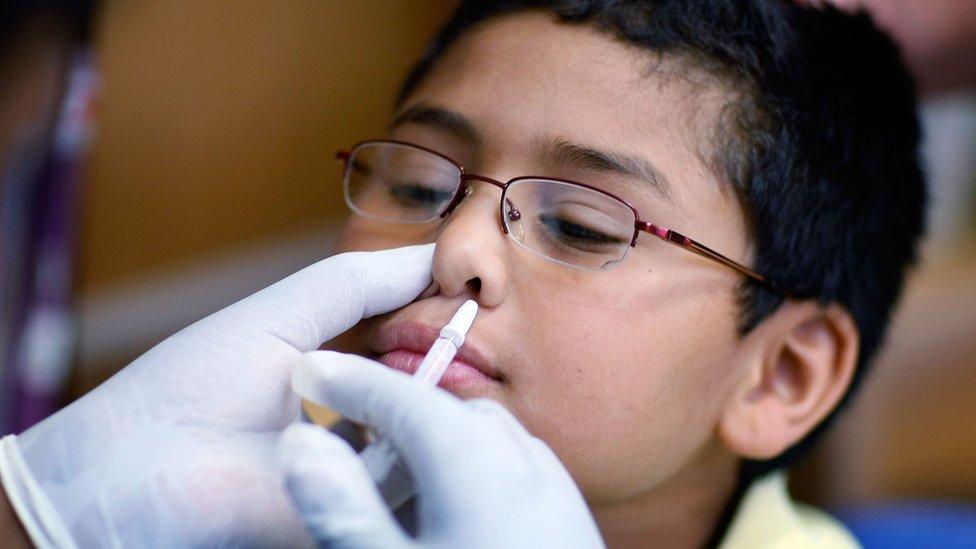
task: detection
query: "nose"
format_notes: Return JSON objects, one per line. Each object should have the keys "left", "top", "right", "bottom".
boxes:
{"left": 431, "top": 181, "right": 510, "bottom": 308}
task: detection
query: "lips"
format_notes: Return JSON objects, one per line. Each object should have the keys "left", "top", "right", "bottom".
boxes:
{"left": 372, "top": 320, "right": 501, "bottom": 389}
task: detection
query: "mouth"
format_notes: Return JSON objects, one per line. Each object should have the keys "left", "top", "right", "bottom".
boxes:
{"left": 371, "top": 320, "right": 502, "bottom": 391}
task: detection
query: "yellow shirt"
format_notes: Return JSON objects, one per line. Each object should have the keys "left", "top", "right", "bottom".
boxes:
{"left": 720, "top": 473, "right": 860, "bottom": 549}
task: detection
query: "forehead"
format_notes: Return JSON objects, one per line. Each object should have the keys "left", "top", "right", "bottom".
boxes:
{"left": 412, "top": 14, "right": 729, "bottom": 168}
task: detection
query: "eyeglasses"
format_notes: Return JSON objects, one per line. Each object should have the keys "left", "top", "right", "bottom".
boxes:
{"left": 337, "top": 139, "right": 786, "bottom": 294}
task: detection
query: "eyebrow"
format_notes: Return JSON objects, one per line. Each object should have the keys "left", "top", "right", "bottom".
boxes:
{"left": 540, "top": 140, "right": 674, "bottom": 200}
{"left": 390, "top": 104, "right": 482, "bottom": 147}
{"left": 390, "top": 104, "right": 673, "bottom": 200}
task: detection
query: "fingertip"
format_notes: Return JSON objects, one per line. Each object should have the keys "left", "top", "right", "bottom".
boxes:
{"left": 280, "top": 423, "right": 361, "bottom": 479}
{"left": 291, "top": 351, "right": 333, "bottom": 405}
{"left": 278, "top": 423, "right": 335, "bottom": 471}
{"left": 360, "top": 244, "right": 435, "bottom": 317}
{"left": 403, "top": 242, "right": 436, "bottom": 268}
{"left": 279, "top": 422, "right": 318, "bottom": 455}
{"left": 292, "top": 350, "right": 370, "bottom": 406}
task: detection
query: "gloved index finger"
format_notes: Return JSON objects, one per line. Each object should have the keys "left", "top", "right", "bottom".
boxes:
{"left": 200, "top": 243, "right": 435, "bottom": 353}
{"left": 293, "top": 351, "right": 477, "bottom": 481}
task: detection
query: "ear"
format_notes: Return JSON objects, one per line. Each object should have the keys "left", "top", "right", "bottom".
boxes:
{"left": 717, "top": 301, "right": 859, "bottom": 460}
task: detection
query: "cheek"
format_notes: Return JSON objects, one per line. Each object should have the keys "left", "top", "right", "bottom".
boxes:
{"left": 332, "top": 218, "right": 437, "bottom": 253}
{"left": 505, "top": 263, "right": 741, "bottom": 501}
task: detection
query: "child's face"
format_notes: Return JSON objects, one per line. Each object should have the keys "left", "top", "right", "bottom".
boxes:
{"left": 328, "top": 13, "right": 754, "bottom": 503}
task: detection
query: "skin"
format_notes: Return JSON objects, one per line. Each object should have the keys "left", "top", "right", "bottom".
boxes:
{"left": 0, "top": 490, "right": 30, "bottom": 548}
{"left": 326, "top": 12, "right": 858, "bottom": 548}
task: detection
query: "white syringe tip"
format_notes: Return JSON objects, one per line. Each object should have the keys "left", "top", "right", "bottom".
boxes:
{"left": 439, "top": 299, "right": 479, "bottom": 348}
{"left": 451, "top": 299, "right": 479, "bottom": 334}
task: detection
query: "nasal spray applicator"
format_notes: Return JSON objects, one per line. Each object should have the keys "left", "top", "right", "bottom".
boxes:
{"left": 360, "top": 299, "right": 479, "bottom": 483}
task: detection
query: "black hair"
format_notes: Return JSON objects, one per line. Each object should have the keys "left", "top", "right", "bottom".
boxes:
{"left": 397, "top": 0, "right": 926, "bottom": 477}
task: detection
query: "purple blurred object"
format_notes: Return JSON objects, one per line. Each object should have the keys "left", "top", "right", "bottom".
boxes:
{"left": 0, "top": 51, "right": 98, "bottom": 433}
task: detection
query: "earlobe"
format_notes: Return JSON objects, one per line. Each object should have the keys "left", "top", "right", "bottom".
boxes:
{"left": 717, "top": 302, "right": 859, "bottom": 460}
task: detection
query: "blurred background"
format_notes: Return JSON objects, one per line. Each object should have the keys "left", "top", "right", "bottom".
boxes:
{"left": 74, "top": 1, "right": 453, "bottom": 391}
{"left": 2, "top": 0, "right": 975, "bottom": 541}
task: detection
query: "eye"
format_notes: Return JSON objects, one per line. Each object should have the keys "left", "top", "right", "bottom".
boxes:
{"left": 538, "top": 213, "right": 625, "bottom": 249}
{"left": 388, "top": 183, "right": 454, "bottom": 207}
{"left": 348, "top": 158, "right": 373, "bottom": 179}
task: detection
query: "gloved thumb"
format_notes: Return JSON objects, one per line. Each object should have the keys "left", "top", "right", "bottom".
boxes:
{"left": 278, "top": 423, "right": 411, "bottom": 549}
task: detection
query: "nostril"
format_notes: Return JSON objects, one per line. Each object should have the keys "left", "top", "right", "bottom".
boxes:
{"left": 466, "top": 277, "right": 482, "bottom": 294}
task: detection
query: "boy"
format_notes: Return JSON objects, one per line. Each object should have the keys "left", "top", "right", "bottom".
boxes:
{"left": 321, "top": 0, "right": 924, "bottom": 546}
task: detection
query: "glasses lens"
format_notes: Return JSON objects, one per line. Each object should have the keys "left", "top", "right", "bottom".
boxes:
{"left": 344, "top": 142, "right": 461, "bottom": 223}
{"left": 503, "top": 179, "right": 636, "bottom": 270}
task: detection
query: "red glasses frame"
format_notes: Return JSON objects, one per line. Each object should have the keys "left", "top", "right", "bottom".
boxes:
{"left": 337, "top": 139, "right": 788, "bottom": 296}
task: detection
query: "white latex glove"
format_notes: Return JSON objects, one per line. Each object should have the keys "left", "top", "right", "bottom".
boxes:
{"left": 278, "top": 351, "right": 606, "bottom": 549}
{"left": 0, "top": 244, "right": 435, "bottom": 548}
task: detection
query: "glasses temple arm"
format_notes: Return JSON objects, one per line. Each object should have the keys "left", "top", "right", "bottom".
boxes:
{"left": 639, "top": 222, "right": 792, "bottom": 297}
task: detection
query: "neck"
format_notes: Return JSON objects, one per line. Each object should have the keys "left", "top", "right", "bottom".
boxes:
{"left": 592, "top": 448, "right": 742, "bottom": 549}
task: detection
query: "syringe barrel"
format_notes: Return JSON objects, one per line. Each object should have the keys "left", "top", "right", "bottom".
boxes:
{"left": 414, "top": 337, "right": 458, "bottom": 386}
{"left": 359, "top": 300, "right": 477, "bottom": 496}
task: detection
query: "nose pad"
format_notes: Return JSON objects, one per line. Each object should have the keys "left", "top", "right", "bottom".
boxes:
{"left": 440, "top": 184, "right": 475, "bottom": 218}
{"left": 504, "top": 198, "right": 524, "bottom": 241}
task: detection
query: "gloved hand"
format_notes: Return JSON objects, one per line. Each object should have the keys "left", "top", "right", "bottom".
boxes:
{"left": 0, "top": 244, "right": 435, "bottom": 548}
{"left": 278, "top": 351, "right": 606, "bottom": 549}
